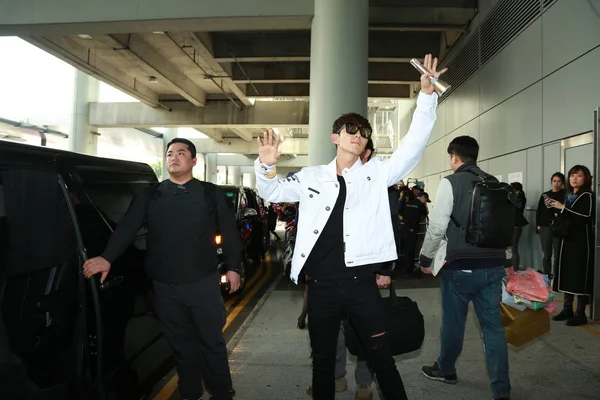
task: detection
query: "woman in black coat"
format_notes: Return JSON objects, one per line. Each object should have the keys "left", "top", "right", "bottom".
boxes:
{"left": 548, "top": 165, "right": 595, "bottom": 326}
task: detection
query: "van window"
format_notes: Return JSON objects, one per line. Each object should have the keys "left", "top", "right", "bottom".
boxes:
{"left": 244, "top": 188, "right": 258, "bottom": 211}
{"left": 0, "top": 169, "right": 76, "bottom": 274}
{"left": 77, "top": 170, "right": 156, "bottom": 252}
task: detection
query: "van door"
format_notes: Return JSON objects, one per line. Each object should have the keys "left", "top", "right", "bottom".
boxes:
{"left": 73, "top": 168, "right": 170, "bottom": 397}
{"left": 0, "top": 168, "right": 81, "bottom": 399}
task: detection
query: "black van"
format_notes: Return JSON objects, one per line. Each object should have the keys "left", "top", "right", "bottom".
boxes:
{"left": 0, "top": 141, "right": 171, "bottom": 399}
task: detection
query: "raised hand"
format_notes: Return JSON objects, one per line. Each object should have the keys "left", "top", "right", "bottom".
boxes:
{"left": 419, "top": 53, "right": 448, "bottom": 95}
{"left": 257, "top": 128, "right": 281, "bottom": 166}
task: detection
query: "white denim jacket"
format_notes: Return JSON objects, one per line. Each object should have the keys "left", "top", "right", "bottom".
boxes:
{"left": 255, "top": 92, "right": 438, "bottom": 283}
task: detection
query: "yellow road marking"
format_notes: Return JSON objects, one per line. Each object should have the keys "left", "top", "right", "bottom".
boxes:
{"left": 224, "top": 262, "right": 264, "bottom": 309}
{"left": 154, "top": 256, "right": 273, "bottom": 400}
{"left": 223, "top": 255, "right": 272, "bottom": 332}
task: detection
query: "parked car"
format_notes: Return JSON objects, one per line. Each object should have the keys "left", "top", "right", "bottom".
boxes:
{"left": 0, "top": 141, "right": 171, "bottom": 400}
{"left": 217, "top": 185, "right": 269, "bottom": 292}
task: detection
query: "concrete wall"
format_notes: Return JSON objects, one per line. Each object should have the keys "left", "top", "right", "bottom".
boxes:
{"left": 402, "top": 0, "right": 600, "bottom": 270}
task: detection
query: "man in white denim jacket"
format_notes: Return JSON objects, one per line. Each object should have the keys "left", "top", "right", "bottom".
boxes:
{"left": 254, "top": 54, "right": 445, "bottom": 400}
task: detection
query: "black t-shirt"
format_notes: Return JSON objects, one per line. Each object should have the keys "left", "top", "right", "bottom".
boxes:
{"left": 303, "top": 175, "right": 373, "bottom": 280}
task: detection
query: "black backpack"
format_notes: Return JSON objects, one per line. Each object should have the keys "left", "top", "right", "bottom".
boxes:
{"left": 450, "top": 171, "right": 517, "bottom": 249}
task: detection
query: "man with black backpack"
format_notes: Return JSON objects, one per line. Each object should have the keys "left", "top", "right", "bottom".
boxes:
{"left": 83, "top": 138, "right": 242, "bottom": 400}
{"left": 418, "top": 136, "right": 512, "bottom": 400}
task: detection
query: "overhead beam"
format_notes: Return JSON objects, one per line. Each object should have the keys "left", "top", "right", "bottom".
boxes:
{"left": 192, "top": 138, "right": 308, "bottom": 155}
{"left": 369, "top": 24, "right": 466, "bottom": 32}
{"left": 215, "top": 154, "right": 308, "bottom": 167}
{"left": 195, "top": 128, "right": 223, "bottom": 142}
{"left": 369, "top": 7, "right": 477, "bottom": 26}
{"left": 90, "top": 101, "right": 310, "bottom": 128}
{"left": 229, "top": 128, "right": 253, "bottom": 142}
{"left": 212, "top": 31, "right": 441, "bottom": 62}
{"left": 24, "top": 36, "right": 161, "bottom": 107}
{"left": 185, "top": 32, "right": 253, "bottom": 107}
{"left": 100, "top": 34, "right": 207, "bottom": 107}
{"left": 247, "top": 84, "right": 411, "bottom": 99}
{"left": 0, "top": 0, "right": 315, "bottom": 35}
{"left": 230, "top": 62, "right": 419, "bottom": 84}
{"left": 369, "top": 0, "right": 476, "bottom": 7}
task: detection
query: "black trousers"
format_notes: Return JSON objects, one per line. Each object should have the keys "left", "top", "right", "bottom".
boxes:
{"left": 307, "top": 277, "right": 407, "bottom": 400}
{"left": 400, "top": 226, "right": 417, "bottom": 273}
{"left": 539, "top": 226, "right": 559, "bottom": 275}
{"left": 512, "top": 226, "right": 523, "bottom": 269}
{"left": 153, "top": 274, "right": 232, "bottom": 400}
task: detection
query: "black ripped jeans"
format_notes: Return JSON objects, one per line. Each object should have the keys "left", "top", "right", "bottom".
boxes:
{"left": 307, "top": 277, "right": 407, "bottom": 400}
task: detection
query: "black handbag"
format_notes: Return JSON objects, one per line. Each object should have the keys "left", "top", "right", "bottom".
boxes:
{"left": 344, "top": 282, "right": 425, "bottom": 358}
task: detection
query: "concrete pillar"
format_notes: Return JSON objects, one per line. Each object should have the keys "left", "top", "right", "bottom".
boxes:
{"left": 247, "top": 172, "right": 256, "bottom": 189}
{"left": 205, "top": 153, "right": 217, "bottom": 183}
{"left": 162, "top": 128, "right": 178, "bottom": 180}
{"left": 69, "top": 70, "right": 99, "bottom": 154}
{"left": 229, "top": 166, "right": 241, "bottom": 185}
{"left": 307, "top": 0, "right": 369, "bottom": 166}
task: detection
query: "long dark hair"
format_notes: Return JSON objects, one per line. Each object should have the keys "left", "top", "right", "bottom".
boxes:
{"left": 565, "top": 165, "right": 592, "bottom": 194}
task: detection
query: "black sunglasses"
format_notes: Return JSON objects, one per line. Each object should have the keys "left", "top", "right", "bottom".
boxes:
{"left": 337, "top": 123, "right": 373, "bottom": 139}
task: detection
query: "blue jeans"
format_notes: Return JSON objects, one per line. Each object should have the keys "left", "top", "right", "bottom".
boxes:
{"left": 438, "top": 266, "right": 511, "bottom": 399}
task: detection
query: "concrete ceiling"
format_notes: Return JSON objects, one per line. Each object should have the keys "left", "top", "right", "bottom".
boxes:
{"left": 11, "top": 0, "right": 477, "bottom": 146}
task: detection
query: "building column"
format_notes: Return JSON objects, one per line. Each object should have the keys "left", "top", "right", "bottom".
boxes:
{"left": 307, "top": 0, "right": 369, "bottom": 166}
{"left": 247, "top": 172, "right": 256, "bottom": 189}
{"left": 205, "top": 153, "right": 217, "bottom": 183}
{"left": 69, "top": 70, "right": 99, "bottom": 154}
{"left": 162, "top": 128, "right": 178, "bottom": 180}
{"left": 228, "top": 166, "right": 241, "bottom": 185}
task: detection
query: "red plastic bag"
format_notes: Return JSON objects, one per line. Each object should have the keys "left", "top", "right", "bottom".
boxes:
{"left": 505, "top": 269, "right": 549, "bottom": 303}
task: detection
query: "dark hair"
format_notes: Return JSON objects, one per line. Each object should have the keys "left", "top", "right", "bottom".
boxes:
{"left": 332, "top": 112, "right": 372, "bottom": 134}
{"left": 551, "top": 172, "right": 565, "bottom": 183}
{"left": 166, "top": 138, "right": 197, "bottom": 159}
{"left": 363, "top": 138, "right": 375, "bottom": 161}
{"left": 510, "top": 182, "right": 523, "bottom": 191}
{"left": 566, "top": 165, "right": 592, "bottom": 194}
{"left": 404, "top": 188, "right": 415, "bottom": 202}
{"left": 447, "top": 135, "right": 479, "bottom": 163}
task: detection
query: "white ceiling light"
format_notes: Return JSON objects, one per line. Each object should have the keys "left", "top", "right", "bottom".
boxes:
{"left": 78, "top": 34, "right": 92, "bottom": 39}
